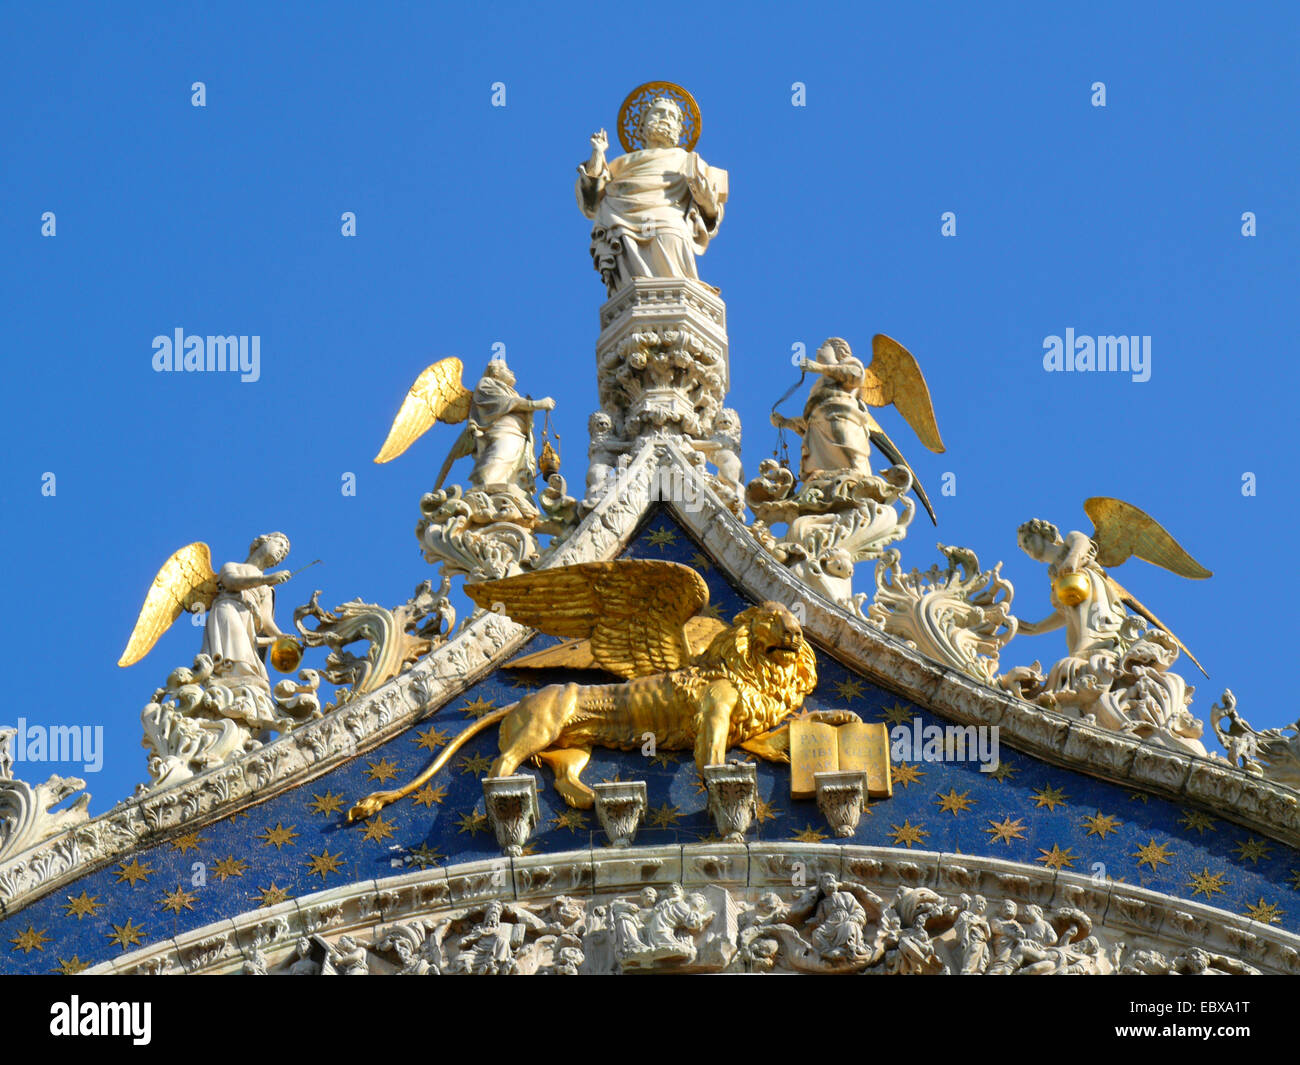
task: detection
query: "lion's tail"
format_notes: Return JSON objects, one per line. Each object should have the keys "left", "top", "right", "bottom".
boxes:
{"left": 345, "top": 704, "right": 515, "bottom": 823}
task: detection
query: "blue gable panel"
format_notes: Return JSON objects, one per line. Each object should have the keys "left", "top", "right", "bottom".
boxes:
{"left": 2, "top": 507, "right": 1295, "bottom": 972}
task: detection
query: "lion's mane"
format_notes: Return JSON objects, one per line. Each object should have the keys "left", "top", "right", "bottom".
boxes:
{"left": 676, "top": 605, "right": 819, "bottom": 742}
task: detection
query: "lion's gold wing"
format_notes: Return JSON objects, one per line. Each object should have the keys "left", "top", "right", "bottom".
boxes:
{"left": 118, "top": 543, "right": 219, "bottom": 667}
{"left": 856, "top": 334, "right": 945, "bottom": 453}
{"left": 506, "top": 616, "right": 729, "bottom": 673}
{"left": 1085, "top": 497, "right": 1211, "bottom": 579}
{"left": 1102, "top": 572, "right": 1209, "bottom": 678}
{"left": 466, "top": 560, "right": 710, "bottom": 679}
{"left": 374, "top": 357, "right": 473, "bottom": 464}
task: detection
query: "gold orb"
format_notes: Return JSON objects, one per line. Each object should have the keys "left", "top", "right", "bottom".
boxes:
{"left": 269, "top": 635, "right": 303, "bottom": 673}
{"left": 1053, "top": 572, "right": 1091, "bottom": 607}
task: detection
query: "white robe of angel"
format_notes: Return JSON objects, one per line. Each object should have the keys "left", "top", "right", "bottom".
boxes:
{"left": 201, "top": 562, "right": 274, "bottom": 689}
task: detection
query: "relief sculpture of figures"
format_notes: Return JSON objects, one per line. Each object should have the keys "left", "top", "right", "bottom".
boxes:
{"left": 1002, "top": 497, "right": 1216, "bottom": 756}
{"left": 577, "top": 83, "right": 728, "bottom": 294}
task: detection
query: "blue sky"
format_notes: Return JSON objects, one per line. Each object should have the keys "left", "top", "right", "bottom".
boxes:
{"left": 1, "top": 1, "right": 1295, "bottom": 812}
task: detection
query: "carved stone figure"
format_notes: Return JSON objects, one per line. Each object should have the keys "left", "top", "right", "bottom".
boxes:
{"left": 322, "top": 935, "right": 370, "bottom": 975}
{"left": 119, "top": 534, "right": 319, "bottom": 790}
{"left": 954, "top": 894, "right": 991, "bottom": 974}
{"left": 768, "top": 336, "right": 944, "bottom": 521}
{"left": 449, "top": 901, "right": 546, "bottom": 975}
{"left": 690, "top": 407, "right": 743, "bottom": 514}
{"left": 617, "top": 883, "right": 712, "bottom": 970}
{"left": 582, "top": 411, "right": 621, "bottom": 508}
{"left": 1211, "top": 690, "right": 1300, "bottom": 789}
{"left": 1005, "top": 498, "right": 1213, "bottom": 756}
{"left": 348, "top": 560, "right": 854, "bottom": 819}
{"left": 577, "top": 85, "right": 727, "bottom": 294}
{"left": 754, "top": 336, "right": 946, "bottom": 612}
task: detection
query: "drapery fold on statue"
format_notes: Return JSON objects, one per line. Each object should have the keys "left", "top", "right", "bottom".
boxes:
{"left": 577, "top": 147, "right": 728, "bottom": 290}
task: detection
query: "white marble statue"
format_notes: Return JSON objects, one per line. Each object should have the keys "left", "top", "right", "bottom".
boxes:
{"left": 577, "top": 93, "right": 727, "bottom": 294}
{"left": 1005, "top": 499, "right": 1213, "bottom": 756}
{"left": 769, "top": 336, "right": 944, "bottom": 522}
{"left": 201, "top": 532, "right": 294, "bottom": 691}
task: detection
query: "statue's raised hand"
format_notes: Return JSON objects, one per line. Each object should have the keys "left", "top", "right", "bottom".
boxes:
{"left": 590, "top": 128, "right": 608, "bottom": 153}
{"left": 269, "top": 570, "right": 293, "bottom": 585}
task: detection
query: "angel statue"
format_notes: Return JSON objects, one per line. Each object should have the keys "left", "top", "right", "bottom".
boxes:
{"left": 375, "top": 357, "right": 555, "bottom": 495}
{"left": 1002, "top": 498, "right": 1213, "bottom": 756}
{"left": 769, "top": 335, "right": 945, "bottom": 524}
{"left": 347, "top": 559, "right": 855, "bottom": 819}
{"left": 376, "top": 357, "right": 562, "bottom": 581}
{"left": 119, "top": 533, "right": 294, "bottom": 687}
{"left": 749, "top": 335, "right": 946, "bottom": 613}
{"left": 119, "top": 534, "right": 319, "bottom": 788}
{"left": 577, "top": 83, "right": 728, "bottom": 294}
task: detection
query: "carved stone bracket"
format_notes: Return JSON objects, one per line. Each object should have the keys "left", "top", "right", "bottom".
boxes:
{"left": 703, "top": 762, "right": 757, "bottom": 842}
{"left": 815, "top": 771, "right": 866, "bottom": 838}
{"left": 593, "top": 780, "right": 647, "bottom": 848}
{"left": 482, "top": 775, "right": 539, "bottom": 857}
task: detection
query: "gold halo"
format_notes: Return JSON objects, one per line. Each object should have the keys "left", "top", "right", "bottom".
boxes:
{"left": 617, "top": 82, "right": 701, "bottom": 152}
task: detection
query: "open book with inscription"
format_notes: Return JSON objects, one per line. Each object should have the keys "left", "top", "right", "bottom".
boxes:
{"left": 788, "top": 718, "right": 893, "bottom": 800}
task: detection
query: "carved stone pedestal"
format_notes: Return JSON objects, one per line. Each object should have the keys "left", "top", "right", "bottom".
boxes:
{"left": 592, "top": 781, "right": 647, "bottom": 848}
{"left": 595, "top": 278, "right": 729, "bottom": 447}
{"left": 815, "top": 771, "right": 867, "bottom": 838}
{"left": 703, "top": 763, "right": 757, "bottom": 843}
{"left": 482, "top": 775, "right": 539, "bottom": 857}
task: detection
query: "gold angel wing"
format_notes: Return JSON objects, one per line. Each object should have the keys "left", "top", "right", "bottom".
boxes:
{"left": 1084, "top": 497, "right": 1212, "bottom": 579}
{"left": 506, "top": 616, "right": 729, "bottom": 673}
{"left": 857, "top": 334, "right": 946, "bottom": 453}
{"left": 374, "top": 357, "right": 473, "bottom": 464}
{"left": 1102, "top": 572, "right": 1209, "bottom": 678}
{"left": 118, "top": 542, "right": 219, "bottom": 667}
{"left": 466, "top": 560, "right": 710, "bottom": 679}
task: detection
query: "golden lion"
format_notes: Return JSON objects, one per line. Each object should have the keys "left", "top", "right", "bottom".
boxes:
{"left": 348, "top": 560, "right": 852, "bottom": 820}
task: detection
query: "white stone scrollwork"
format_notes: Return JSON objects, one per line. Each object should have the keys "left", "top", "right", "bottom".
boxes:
{"left": 292, "top": 579, "right": 454, "bottom": 707}
{"left": 139, "top": 654, "right": 320, "bottom": 792}
{"left": 1000, "top": 621, "right": 1208, "bottom": 757}
{"left": 417, "top": 485, "right": 541, "bottom": 582}
{"left": 748, "top": 460, "right": 915, "bottom": 612}
{"left": 1212, "top": 690, "right": 1300, "bottom": 788}
{"left": 0, "top": 729, "right": 90, "bottom": 863}
{"left": 866, "top": 544, "right": 1017, "bottom": 683}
